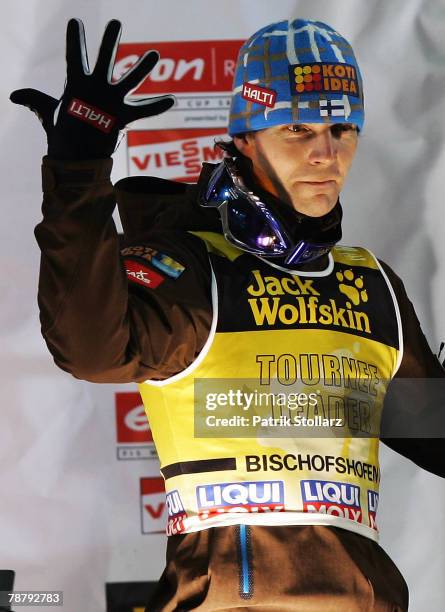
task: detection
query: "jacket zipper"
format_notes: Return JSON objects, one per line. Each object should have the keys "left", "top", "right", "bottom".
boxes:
{"left": 237, "top": 524, "right": 254, "bottom": 599}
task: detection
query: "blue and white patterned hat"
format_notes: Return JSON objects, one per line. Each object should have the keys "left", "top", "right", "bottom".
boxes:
{"left": 228, "top": 19, "right": 364, "bottom": 136}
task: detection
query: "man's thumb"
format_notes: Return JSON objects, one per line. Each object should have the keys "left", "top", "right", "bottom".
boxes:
{"left": 10, "top": 88, "right": 59, "bottom": 133}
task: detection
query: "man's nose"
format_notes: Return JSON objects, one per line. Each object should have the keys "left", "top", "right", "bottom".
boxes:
{"left": 308, "top": 130, "right": 337, "bottom": 164}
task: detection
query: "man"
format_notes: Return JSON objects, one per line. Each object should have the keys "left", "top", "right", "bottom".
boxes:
{"left": 11, "top": 16, "right": 445, "bottom": 612}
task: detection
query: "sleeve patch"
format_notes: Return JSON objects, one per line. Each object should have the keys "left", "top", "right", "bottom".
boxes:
{"left": 121, "top": 246, "right": 185, "bottom": 279}
{"left": 124, "top": 258, "right": 165, "bottom": 289}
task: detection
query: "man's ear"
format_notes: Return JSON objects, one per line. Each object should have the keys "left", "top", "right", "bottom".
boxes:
{"left": 233, "top": 133, "right": 254, "bottom": 159}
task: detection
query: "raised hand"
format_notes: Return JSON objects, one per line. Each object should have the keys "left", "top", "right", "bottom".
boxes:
{"left": 10, "top": 19, "right": 175, "bottom": 159}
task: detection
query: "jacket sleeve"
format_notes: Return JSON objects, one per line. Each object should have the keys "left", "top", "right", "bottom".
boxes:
{"left": 35, "top": 157, "right": 212, "bottom": 383}
{"left": 379, "top": 260, "right": 445, "bottom": 477}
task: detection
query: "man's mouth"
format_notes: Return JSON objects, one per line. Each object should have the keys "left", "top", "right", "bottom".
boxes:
{"left": 300, "top": 179, "right": 337, "bottom": 186}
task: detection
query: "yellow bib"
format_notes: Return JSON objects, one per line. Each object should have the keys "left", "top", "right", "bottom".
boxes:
{"left": 139, "top": 234, "right": 402, "bottom": 541}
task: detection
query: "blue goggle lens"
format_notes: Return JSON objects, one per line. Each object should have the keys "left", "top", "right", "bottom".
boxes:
{"left": 226, "top": 199, "right": 286, "bottom": 253}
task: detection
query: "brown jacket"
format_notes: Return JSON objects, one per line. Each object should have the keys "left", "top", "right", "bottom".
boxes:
{"left": 36, "top": 157, "right": 445, "bottom": 476}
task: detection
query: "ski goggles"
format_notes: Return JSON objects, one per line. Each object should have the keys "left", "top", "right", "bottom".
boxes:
{"left": 199, "top": 158, "right": 337, "bottom": 265}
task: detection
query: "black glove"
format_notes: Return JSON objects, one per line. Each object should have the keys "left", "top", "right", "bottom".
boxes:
{"left": 10, "top": 19, "right": 175, "bottom": 160}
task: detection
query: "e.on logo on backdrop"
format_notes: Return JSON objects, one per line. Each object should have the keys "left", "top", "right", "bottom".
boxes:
{"left": 114, "top": 40, "right": 243, "bottom": 93}
{"left": 140, "top": 477, "right": 167, "bottom": 534}
{"left": 116, "top": 40, "right": 242, "bottom": 130}
{"left": 115, "top": 392, "right": 157, "bottom": 460}
{"left": 127, "top": 129, "right": 226, "bottom": 182}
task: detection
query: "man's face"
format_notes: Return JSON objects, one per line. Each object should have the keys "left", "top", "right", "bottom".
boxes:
{"left": 234, "top": 123, "right": 358, "bottom": 217}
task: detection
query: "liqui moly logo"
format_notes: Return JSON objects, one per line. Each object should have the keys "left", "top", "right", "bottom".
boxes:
{"left": 67, "top": 98, "right": 116, "bottom": 133}
{"left": 127, "top": 129, "right": 225, "bottom": 182}
{"left": 197, "top": 481, "right": 285, "bottom": 519}
{"left": 165, "top": 490, "right": 187, "bottom": 536}
{"left": 140, "top": 478, "right": 167, "bottom": 534}
{"left": 114, "top": 40, "right": 243, "bottom": 93}
{"left": 301, "top": 480, "right": 362, "bottom": 522}
{"left": 115, "top": 392, "right": 157, "bottom": 460}
{"left": 368, "top": 490, "right": 379, "bottom": 530}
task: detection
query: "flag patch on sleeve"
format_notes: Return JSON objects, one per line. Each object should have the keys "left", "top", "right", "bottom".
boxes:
{"left": 121, "top": 246, "right": 185, "bottom": 279}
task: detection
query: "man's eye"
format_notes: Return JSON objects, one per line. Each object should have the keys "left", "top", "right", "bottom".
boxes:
{"left": 287, "top": 125, "right": 309, "bottom": 134}
{"left": 331, "top": 124, "right": 358, "bottom": 138}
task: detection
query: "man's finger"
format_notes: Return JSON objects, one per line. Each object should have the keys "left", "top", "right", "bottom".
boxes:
{"left": 116, "top": 50, "right": 160, "bottom": 93}
{"left": 10, "top": 88, "right": 59, "bottom": 133}
{"left": 92, "top": 19, "right": 122, "bottom": 82}
{"left": 66, "top": 18, "right": 89, "bottom": 78}
{"left": 124, "top": 95, "right": 176, "bottom": 123}
{"left": 10, "top": 88, "right": 59, "bottom": 115}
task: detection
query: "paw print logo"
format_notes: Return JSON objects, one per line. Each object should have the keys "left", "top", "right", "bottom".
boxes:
{"left": 336, "top": 269, "right": 368, "bottom": 307}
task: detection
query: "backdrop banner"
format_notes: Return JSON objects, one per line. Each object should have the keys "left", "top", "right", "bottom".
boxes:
{"left": 1, "top": 0, "right": 444, "bottom": 610}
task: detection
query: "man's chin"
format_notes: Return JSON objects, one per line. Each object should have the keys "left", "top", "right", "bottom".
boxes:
{"left": 289, "top": 194, "right": 337, "bottom": 217}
